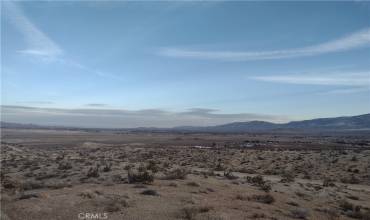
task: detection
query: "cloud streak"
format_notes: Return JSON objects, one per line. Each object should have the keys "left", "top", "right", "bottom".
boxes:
{"left": 4, "top": 2, "right": 123, "bottom": 81}
{"left": 0, "top": 105, "right": 289, "bottom": 128}
{"left": 4, "top": 1, "right": 63, "bottom": 60}
{"left": 250, "top": 71, "right": 370, "bottom": 86}
{"left": 158, "top": 28, "right": 370, "bottom": 61}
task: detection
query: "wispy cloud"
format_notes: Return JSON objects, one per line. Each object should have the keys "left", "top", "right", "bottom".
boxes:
{"left": 158, "top": 28, "right": 370, "bottom": 61}
{"left": 16, "top": 101, "right": 54, "bottom": 105}
{"left": 250, "top": 71, "right": 370, "bottom": 86}
{"left": 4, "top": 1, "right": 63, "bottom": 60}
{"left": 57, "top": 59, "right": 124, "bottom": 81}
{"left": 4, "top": 1, "right": 123, "bottom": 81}
{"left": 0, "top": 105, "right": 289, "bottom": 128}
{"left": 85, "top": 103, "right": 108, "bottom": 107}
{"left": 322, "top": 87, "right": 370, "bottom": 95}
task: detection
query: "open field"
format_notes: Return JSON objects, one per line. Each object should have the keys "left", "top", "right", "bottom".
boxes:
{"left": 1, "top": 128, "right": 370, "bottom": 220}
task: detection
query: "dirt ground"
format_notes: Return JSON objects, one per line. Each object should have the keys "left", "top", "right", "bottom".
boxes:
{"left": 1, "top": 128, "right": 370, "bottom": 220}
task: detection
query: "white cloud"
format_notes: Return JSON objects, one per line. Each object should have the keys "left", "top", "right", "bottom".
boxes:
{"left": 4, "top": 1, "right": 63, "bottom": 60}
{"left": 250, "top": 71, "right": 370, "bottom": 86}
{"left": 158, "top": 28, "right": 370, "bottom": 61}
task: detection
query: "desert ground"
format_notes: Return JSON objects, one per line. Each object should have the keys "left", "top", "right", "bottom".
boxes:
{"left": 1, "top": 128, "right": 370, "bottom": 220}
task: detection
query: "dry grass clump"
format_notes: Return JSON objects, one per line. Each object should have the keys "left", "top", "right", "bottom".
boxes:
{"left": 180, "top": 205, "right": 213, "bottom": 220}
{"left": 79, "top": 190, "right": 99, "bottom": 199}
{"left": 45, "top": 181, "right": 71, "bottom": 189}
{"left": 290, "top": 208, "right": 310, "bottom": 219}
{"left": 163, "top": 168, "right": 188, "bottom": 180}
{"left": 102, "top": 196, "right": 129, "bottom": 213}
{"left": 248, "top": 194, "right": 275, "bottom": 204}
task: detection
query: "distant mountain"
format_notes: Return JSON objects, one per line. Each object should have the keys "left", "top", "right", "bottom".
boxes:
{"left": 284, "top": 114, "right": 370, "bottom": 130}
{"left": 197, "top": 114, "right": 370, "bottom": 133}
{"left": 172, "top": 121, "right": 278, "bottom": 133}
{"left": 1, "top": 113, "right": 370, "bottom": 133}
{"left": 0, "top": 122, "right": 45, "bottom": 129}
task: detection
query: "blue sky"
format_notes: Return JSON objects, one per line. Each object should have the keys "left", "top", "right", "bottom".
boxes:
{"left": 1, "top": 1, "right": 370, "bottom": 127}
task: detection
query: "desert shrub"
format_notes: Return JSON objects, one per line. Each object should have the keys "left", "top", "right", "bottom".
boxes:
{"left": 250, "top": 213, "right": 266, "bottom": 219}
{"left": 360, "top": 210, "right": 370, "bottom": 220}
{"left": 224, "top": 170, "right": 238, "bottom": 180}
{"left": 102, "top": 163, "right": 112, "bottom": 172}
{"left": 259, "top": 183, "right": 272, "bottom": 192}
{"left": 246, "top": 175, "right": 264, "bottom": 185}
{"left": 111, "top": 174, "right": 124, "bottom": 183}
{"left": 214, "top": 162, "right": 224, "bottom": 171}
{"left": 237, "top": 167, "right": 256, "bottom": 174}
{"left": 57, "top": 162, "right": 72, "bottom": 170}
{"left": 17, "top": 192, "right": 39, "bottom": 200}
{"left": 245, "top": 175, "right": 271, "bottom": 192}
{"left": 187, "top": 181, "right": 200, "bottom": 187}
{"left": 21, "top": 180, "right": 44, "bottom": 190}
{"left": 104, "top": 202, "right": 120, "bottom": 212}
{"left": 35, "top": 172, "right": 58, "bottom": 180}
{"left": 87, "top": 165, "right": 100, "bottom": 178}
{"left": 102, "top": 196, "right": 129, "bottom": 213}
{"left": 280, "top": 172, "right": 295, "bottom": 183}
{"left": 124, "top": 164, "right": 133, "bottom": 170}
{"left": 323, "top": 178, "right": 335, "bottom": 187}
{"left": 290, "top": 208, "right": 310, "bottom": 219}
{"left": 339, "top": 200, "right": 367, "bottom": 219}
{"left": 320, "top": 208, "right": 340, "bottom": 220}
{"left": 79, "top": 190, "right": 97, "bottom": 199}
{"left": 168, "top": 182, "right": 178, "bottom": 187}
{"left": 46, "top": 181, "right": 72, "bottom": 189}
{"left": 163, "top": 168, "right": 188, "bottom": 180}
{"left": 287, "top": 201, "right": 299, "bottom": 207}
{"left": 341, "top": 175, "right": 360, "bottom": 184}
{"left": 346, "top": 195, "right": 359, "bottom": 200}
{"left": 339, "top": 199, "right": 356, "bottom": 211}
{"left": 140, "top": 189, "right": 159, "bottom": 196}
{"left": 180, "top": 206, "right": 212, "bottom": 220}
{"left": 146, "top": 160, "right": 159, "bottom": 173}
{"left": 127, "top": 169, "right": 154, "bottom": 184}
{"left": 1, "top": 177, "right": 18, "bottom": 189}
{"left": 235, "top": 194, "right": 247, "bottom": 201}
{"left": 248, "top": 194, "right": 275, "bottom": 204}
{"left": 133, "top": 184, "right": 147, "bottom": 188}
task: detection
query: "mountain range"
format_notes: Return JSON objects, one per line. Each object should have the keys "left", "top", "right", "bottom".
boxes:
{"left": 1, "top": 113, "right": 370, "bottom": 133}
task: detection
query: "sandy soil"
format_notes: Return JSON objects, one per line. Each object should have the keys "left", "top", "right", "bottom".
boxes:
{"left": 1, "top": 129, "right": 370, "bottom": 220}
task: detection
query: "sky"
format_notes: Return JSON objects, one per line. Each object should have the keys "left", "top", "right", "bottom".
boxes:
{"left": 1, "top": 1, "right": 370, "bottom": 128}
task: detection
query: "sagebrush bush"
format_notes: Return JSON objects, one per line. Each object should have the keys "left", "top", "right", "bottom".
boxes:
{"left": 127, "top": 169, "right": 154, "bottom": 184}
